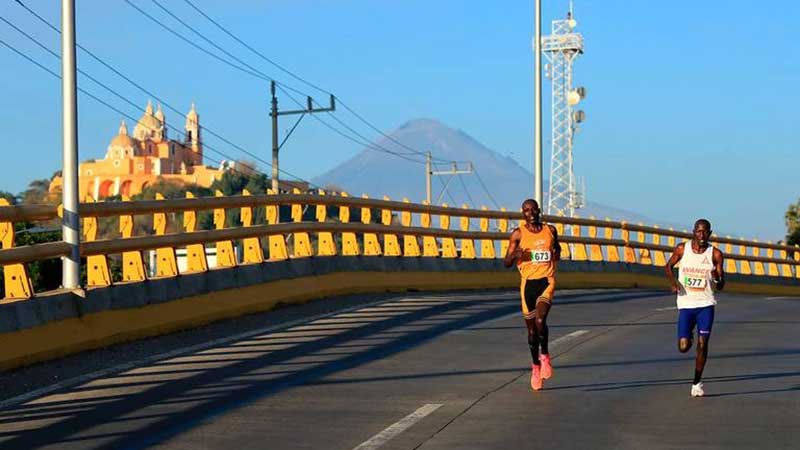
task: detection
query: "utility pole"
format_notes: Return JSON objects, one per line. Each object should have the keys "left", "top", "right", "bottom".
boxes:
{"left": 270, "top": 80, "right": 335, "bottom": 193}
{"left": 429, "top": 160, "right": 474, "bottom": 205}
{"left": 533, "top": 0, "right": 543, "bottom": 206}
{"left": 61, "top": 0, "right": 80, "bottom": 289}
{"left": 425, "top": 152, "right": 432, "bottom": 204}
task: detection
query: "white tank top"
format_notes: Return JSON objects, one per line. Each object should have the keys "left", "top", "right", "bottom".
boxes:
{"left": 676, "top": 241, "right": 716, "bottom": 309}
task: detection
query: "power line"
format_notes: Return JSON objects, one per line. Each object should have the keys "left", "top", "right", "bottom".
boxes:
{"left": 456, "top": 172, "right": 477, "bottom": 207}
{"left": 12, "top": 0, "right": 315, "bottom": 186}
{"left": 472, "top": 167, "right": 501, "bottom": 209}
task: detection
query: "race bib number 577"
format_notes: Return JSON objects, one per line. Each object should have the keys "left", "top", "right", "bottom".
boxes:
{"left": 684, "top": 276, "right": 707, "bottom": 289}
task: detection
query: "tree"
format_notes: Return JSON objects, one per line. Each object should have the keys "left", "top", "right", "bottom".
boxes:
{"left": 786, "top": 199, "right": 800, "bottom": 246}
{"left": 20, "top": 178, "right": 57, "bottom": 204}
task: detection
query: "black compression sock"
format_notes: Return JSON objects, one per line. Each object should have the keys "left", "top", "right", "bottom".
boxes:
{"left": 693, "top": 369, "right": 702, "bottom": 384}
{"left": 539, "top": 324, "right": 549, "bottom": 355}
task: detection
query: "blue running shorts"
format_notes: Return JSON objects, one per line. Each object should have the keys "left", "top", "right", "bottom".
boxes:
{"left": 677, "top": 305, "right": 715, "bottom": 339}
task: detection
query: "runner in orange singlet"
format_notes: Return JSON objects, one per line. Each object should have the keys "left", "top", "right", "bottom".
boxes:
{"left": 504, "top": 199, "right": 560, "bottom": 391}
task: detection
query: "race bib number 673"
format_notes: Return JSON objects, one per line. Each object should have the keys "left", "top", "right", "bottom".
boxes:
{"left": 531, "top": 251, "right": 551, "bottom": 262}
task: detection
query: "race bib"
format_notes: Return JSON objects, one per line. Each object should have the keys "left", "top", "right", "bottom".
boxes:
{"left": 531, "top": 251, "right": 551, "bottom": 263}
{"left": 683, "top": 276, "right": 707, "bottom": 289}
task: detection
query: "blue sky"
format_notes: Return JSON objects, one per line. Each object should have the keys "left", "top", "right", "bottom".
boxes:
{"left": 0, "top": 0, "right": 797, "bottom": 240}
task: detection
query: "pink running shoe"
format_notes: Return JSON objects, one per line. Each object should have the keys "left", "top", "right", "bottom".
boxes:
{"left": 530, "top": 363, "right": 542, "bottom": 391}
{"left": 540, "top": 354, "right": 553, "bottom": 380}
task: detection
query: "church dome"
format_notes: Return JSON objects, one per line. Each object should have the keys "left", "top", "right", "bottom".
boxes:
{"left": 133, "top": 100, "right": 164, "bottom": 140}
{"left": 109, "top": 120, "right": 136, "bottom": 148}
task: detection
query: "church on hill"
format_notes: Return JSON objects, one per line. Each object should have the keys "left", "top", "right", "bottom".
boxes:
{"left": 49, "top": 101, "right": 229, "bottom": 200}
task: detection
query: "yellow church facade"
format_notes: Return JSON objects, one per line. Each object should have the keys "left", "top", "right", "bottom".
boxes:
{"left": 50, "top": 101, "right": 228, "bottom": 200}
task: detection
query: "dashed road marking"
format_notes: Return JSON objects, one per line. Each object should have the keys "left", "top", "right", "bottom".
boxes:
{"left": 352, "top": 403, "right": 443, "bottom": 450}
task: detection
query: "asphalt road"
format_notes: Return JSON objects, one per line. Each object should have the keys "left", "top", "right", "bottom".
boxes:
{"left": 0, "top": 289, "right": 797, "bottom": 450}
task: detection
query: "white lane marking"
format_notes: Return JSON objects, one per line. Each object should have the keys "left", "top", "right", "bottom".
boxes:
{"left": 551, "top": 329, "right": 589, "bottom": 345}
{"left": 654, "top": 306, "right": 676, "bottom": 311}
{"left": 0, "top": 295, "right": 404, "bottom": 410}
{"left": 765, "top": 296, "right": 793, "bottom": 300}
{"left": 352, "top": 403, "right": 443, "bottom": 450}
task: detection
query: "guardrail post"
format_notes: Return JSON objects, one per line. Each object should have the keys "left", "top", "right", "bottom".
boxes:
{"left": 361, "top": 194, "right": 381, "bottom": 256}
{"left": 479, "top": 206, "right": 495, "bottom": 259}
{"left": 291, "top": 187, "right": 313, "bottom": 258}
{"left": 637, "top": 222, "right": 652, "bottom": 265}
{"left": 265, "top": 188, "right": 288, "bottom": 260}
{"left": 316, "top": 190, "right": 336, "bottom": 256}
{"left": 621, "top": 221, "right": 636, "bottom": 263}
{"left": 120, "top": 194, "right": 146, "bottom": 282}
{"left": 605, "top": 218, "right": 619, "bottom": 262}
{"left": 83, "top": 196, "right": 111, "bottom": 287}
{"left": 723, "top": 237, "right": 737, "bottom": 274}
{"left": 499, "top": 208, "right": 509, "bottom": 258}
{"left": 752, "top": 239, "right": 765, "bottom": 275}
{"left": 339, "top": 192, "right": 360, "bottom": 256}
{"left": 459, "top": 204, "right": 476, "bottom": 259}
{"left": 765, "top": 242, "right": 779, "bottom": 277}
{"left": 652, "top": 225, "right": 666, "bottom": 266}
{"left": 439, "top": 203, "right": 457, "bottom": 258}
{"left": 381, "top": 195, "right": 401, "bottom": 256}
{"left": 739, "top": 241, "right": 752, "bottom": 275}
{"left": 153, "top": 193, "right": 178, "bottom": 277}
{"left": 401, "top": 198, "right": 420, "bottom": 257}
{"left": 779, "top": 248, "right": 792, "bottom": 278}
{"left": 0, "top": 198, "right": 33, "bottom": 299}
{"left": 214, "top": 190, "right": 237, "bottom": 267}
{"left": 421, "top": 200, "right": 438, "bottom": 256}
{"left": 587, "top": 216, "right": 602, "bottom": 261}
{"left": 241, "top": 189, "right": 265, "bottom": 264}
{"left": 570, "top": 216, "right": 587, "bottom": 261}
{"left": 183, "top": 192, "right": 208, "bottom": 272}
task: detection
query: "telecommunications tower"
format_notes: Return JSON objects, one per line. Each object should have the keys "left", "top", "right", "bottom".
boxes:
{"left": 542, "top": 3, "right": 586, "bottom": 217}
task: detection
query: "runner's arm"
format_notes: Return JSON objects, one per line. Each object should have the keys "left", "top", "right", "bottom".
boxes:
{"left": 665, "top": 243, "right": 685, "bottom": 293}
{"left": 712, "top": 247, "right": 725, "bottom": 291}
{"left": 548, "top": 224, "right": 561, "bottom": 262}
{"left": 503, "top": 228, "right": 527, "bottom": 267}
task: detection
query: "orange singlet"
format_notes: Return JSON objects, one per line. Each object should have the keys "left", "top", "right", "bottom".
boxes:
{"left": 517, "top": 224, "right": 557, "bottom": 319}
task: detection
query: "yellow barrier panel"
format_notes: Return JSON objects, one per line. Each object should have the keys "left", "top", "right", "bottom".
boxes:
{"left": 605, "top": 218, "right": 619, "bottom": 262}
{"left": 779, "top": 249, "right": 793, "bottom": 278}
{"left": 382, "top": 196, "right": 401, "bottom": 256}
{"left": 795, "top": 246, "right": 800, "bottom": 279}
{"left": 421, "top": 200, "right": 438, "bottom": 257}
{"left": 120, "top": 194, "right": 146, "bottom": 282}
{"left": 723, "top": 237, "right": 737, "bottom": 274}
{"left": 316, "top": 190, "right": 336, "bottom": 256}
{"left": 621, "top": 222, "right": 636, "bottom": 263}
{"left": 459, "top": 204, "right": 476, "bottom": 259}
{"left": 153, "top": 193, "right": 178, "bottom": 277}
{"left": 83, "top": 196, "right": 111, "bottom": 287}
{"left": 401, "top": 198, "right": 420, "bottom": 257}
{"left": 752, "top": 240, "right": 765, "bottom": 275}
{"left": 214, "top": 190, "right": 237, "bottom": 268}
{"left": 570, "top": 216, "right": 588, "bottom": 261}
{"left": 555, "top": 214, "right": 570, "bottom": 260}
{"left": 499, "top": 208, "right": 509, "bottom": 258}
{"left": 637, "top": 222, "right": 651, "bottom": 265}
{"left": 739, "top": 242, "right": 751, "bottom": 275}
{"left": 652, "top": 225, "right": 667, "bottom": 266}
{"left": 291, "top": 188, "right": 312, "bottom": 258}
{"left": 587, "top": 216, "right": 603, "bottom": 261}
{"left": 339, "top": 192, "right": 360, "bottom": 256}
{"left": 361, "top": 194, "right": 381, "bottom": 256}
{"left": 240, "top": 190, "right": 264, "bottom": 264}
{"left": 479, "top": 206, "right": 495, "bottom": 259}
{"left": 440, "top": 203, "right": 457, "bottom": 258}
{"left": 182, "top": 192, "right": 208, "bottom": 273}
{"left": 1, "top": 198, "right": 33, "bottom": 299}
{"left": 766, "top": 242, "right": 779, "bottom": 277}
{"left": 266, "top": 189, "right": 288, "bottom": 260}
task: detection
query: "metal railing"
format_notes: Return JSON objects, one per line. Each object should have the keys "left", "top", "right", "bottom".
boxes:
{"left": 2, "top": 191, "right": 799, "bottom": 299}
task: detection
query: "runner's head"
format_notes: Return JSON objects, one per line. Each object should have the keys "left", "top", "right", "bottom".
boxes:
{"left": 693, "top": 219, "right": 712, "bottom": 246}
{"left": 521, "top": 199, "right": 541, "bottom": 225}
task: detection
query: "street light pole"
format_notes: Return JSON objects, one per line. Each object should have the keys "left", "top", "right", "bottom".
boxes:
{"left": 534, "top": 0, "right": 543, "bottom": 206}
{"left": 61, "top": 0, "right": 80, "bottom": 289}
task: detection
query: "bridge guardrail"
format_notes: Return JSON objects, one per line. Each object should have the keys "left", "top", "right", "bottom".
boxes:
{"left": 2, "top": 191, "right": 799, "bottom": 299}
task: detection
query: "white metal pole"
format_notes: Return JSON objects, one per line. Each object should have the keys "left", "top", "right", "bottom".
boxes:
{"left": 61, "top": 0, "right": 80, "bottom": 289}
{"left": 425, "top": 151, "right": 432, "bottom": 204}
{"left": 533, "top": 0, "right": 543, "bottom": 206}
